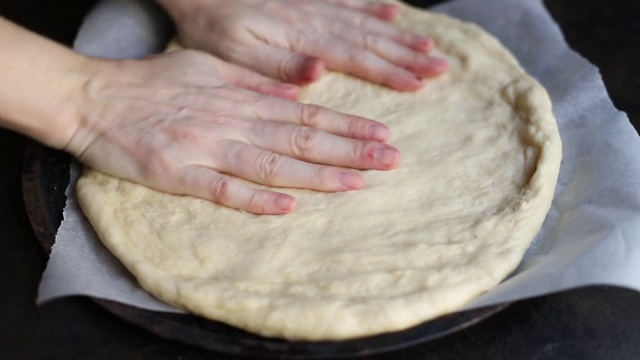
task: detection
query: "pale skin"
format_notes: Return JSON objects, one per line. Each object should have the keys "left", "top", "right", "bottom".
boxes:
{"left": 0, "top": 0, "right": 446, "bottom": 215}
{"left": 155, "top": 0, "right": 448, "bottom": 89}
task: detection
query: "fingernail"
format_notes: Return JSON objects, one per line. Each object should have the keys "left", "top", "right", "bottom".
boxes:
{"left": 367, "top": 124, "right": 391, "bottom": 141}
{"left": 428, "top": 57, "right": 448, "bottom": 67}
{"left": 387, "top": 72, "right": 423, "bottom": 91}
{"left": 376, "top": 146, "right": 400, "bottom": 167}
{"left": 297, "top": 57, "right": 324, "bottom": 84}
{"left": 274, "top": 194, "right": 295, "bottom": 212}
{"left": 339, "top": 171, "right": 364, "bottom": 190}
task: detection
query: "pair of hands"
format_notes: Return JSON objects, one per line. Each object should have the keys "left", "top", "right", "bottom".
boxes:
{"left": 69, "top": 0, "right": 447, "bottom": 214}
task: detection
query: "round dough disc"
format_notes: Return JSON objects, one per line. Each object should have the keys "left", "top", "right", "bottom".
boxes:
{"left": 77, "top": 1, "right": 561, "bottom": 341}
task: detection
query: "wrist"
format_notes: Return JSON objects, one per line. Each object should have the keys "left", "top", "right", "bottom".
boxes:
{"left": 43, "top": 56, "right": 106, "bottom": 151}
{"left": 0, "top": 18, "right": 105, "bottom": 150}
{"left": 61, "top": 57, "right": 122, "bottom": 159}
{"left": 1, "top": 54, "right": 102, "bottom": 150}
{"left": 54, "top": 56, "right": 108, "bottom": 152}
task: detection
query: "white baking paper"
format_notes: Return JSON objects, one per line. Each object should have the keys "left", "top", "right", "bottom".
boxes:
{"left": 38, "top": 0, "right": 640, "bottom": 314}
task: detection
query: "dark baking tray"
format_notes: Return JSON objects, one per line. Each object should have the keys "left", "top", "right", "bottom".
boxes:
{"left": 22, "top": 141, "right": 509, "bottom": 359}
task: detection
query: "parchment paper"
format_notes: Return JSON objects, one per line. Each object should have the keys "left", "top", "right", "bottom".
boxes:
{"left": 38, "top": 0, "right": 640, "bottom": 314}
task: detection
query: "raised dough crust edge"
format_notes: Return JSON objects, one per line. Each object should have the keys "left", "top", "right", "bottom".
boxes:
{"left": 77, "top": 1, "right": 562, "bottom": 341}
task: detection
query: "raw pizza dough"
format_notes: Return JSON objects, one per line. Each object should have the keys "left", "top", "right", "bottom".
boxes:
{"left": 77, "top": 1, "right": 562, "bottom": 341}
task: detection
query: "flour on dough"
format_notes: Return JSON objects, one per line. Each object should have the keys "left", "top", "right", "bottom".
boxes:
{"left": 77, "top": 1, "right": 561, "bottom": 341}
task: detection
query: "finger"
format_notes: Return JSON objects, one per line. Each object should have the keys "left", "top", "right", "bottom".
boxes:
{"left": 252, "top": 98, "right": 391, "bottom": 142}
{"left": 325, "top": 6, "right": 435, "bottom": 52}
{"left": 247, "top": 121, "right": 400, "bottom": 170}
{"left": 290, "top": 33, "right": 425, "bottom": 91}
{"left": 322, "top": 0, "right": 400, "bottom": 20}
{"left": 178, "top": 166, "right": 296, "bottom": 214}
{"left": 233, "top": 40, "right": 325, "bottom": 85}
{"left": 328, "top": 22, "right": 448, "bottom": 78}
{"left": 215, "top": 59, "right": 302, "bottom": 100}
{"left": 220, "top": 141, "right": 365, "bottom": 191}
{"left": 131, "top": 85, "right": 391, "bottom": 144}
{"left": 361, "top": 3, "right": 399, "bottom": 20}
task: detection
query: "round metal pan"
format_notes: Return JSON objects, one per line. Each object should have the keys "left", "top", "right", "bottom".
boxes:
{"left": 22, "top": 141, "right": 509, "bottom": 359}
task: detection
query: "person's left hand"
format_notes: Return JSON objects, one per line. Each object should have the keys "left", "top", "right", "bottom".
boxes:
{"left": 156, "top": 0, "right": 448, "bottom": 91}
{"left": 65, "top": 50, "right": 399, "bottom": 215}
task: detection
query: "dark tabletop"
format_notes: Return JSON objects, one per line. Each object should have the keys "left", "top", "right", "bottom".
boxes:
{"left": 1, "top": 0, "right": 640, "bottom": 359}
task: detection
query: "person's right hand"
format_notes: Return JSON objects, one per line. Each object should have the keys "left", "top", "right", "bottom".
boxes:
{"left": 66, "top": 50, "right": 400, "bottom": 214}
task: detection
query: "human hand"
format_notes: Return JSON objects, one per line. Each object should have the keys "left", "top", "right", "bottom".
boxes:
{"left": 156, "top": 0, "right": 448, "bottom": 91}
{"left": 66, "top": 50, "right": 400, "bottom": 214}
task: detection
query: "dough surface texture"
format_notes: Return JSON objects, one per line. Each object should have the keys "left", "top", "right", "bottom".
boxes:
{"left": 76, "top": 1, "right": 562, "bottom": 341}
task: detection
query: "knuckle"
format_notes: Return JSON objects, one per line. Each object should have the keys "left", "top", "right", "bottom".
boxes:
{"left": 278, "top": 53, "right": 299, "bottom": 81}
{"left": 352, "top": 140, "right": 367, "bottom": 162}
{"left": 313, "top": 165, "right": 334, "bottom": 188}
{"left": 209, "top": 112, "right": 235, "bottom": 125}
{"left": 299, "top": 104, "right": 322, "bottom": 127}
{"left": 208, "top": 176, "right": 230, "bottom": 202}
{"left": 166, "top": 124, "right": 207, "bottom": 145}
{"left": 143, "top": 152, "right": 175, "bottom": 182}
{"left": 360, "top": 32, "right": 378, "bottom": 51}
{"left": 345, "top": 116, "right": 364, "bottom": 138}
{"left": 208, "top": 112, "right": 253, "bottom": 133}
{"left": 290, "top": 126, "right": 317, "bottom": 157}
{"left": 248, "top": 191, "right": 268, "bottom": 214}
{"left": 345, "top": 50, "right": 372, "bottom": 72}
{"left": 140, "top": 156, "right": 176, "bottom": 188}
{"left": 176, "top": 106, "right": 190, "bottom": 118}
{"left": 400, "top": 30, "right": 417, "bottom": 45}
{"left": 255, "top": 151, "right": 282, "bottom": 183}
{"left": 285, "top": 29, "right": 307, "bottom": 50}
{"left": 354, "top": 13, "right": 373, "bottom": 28}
